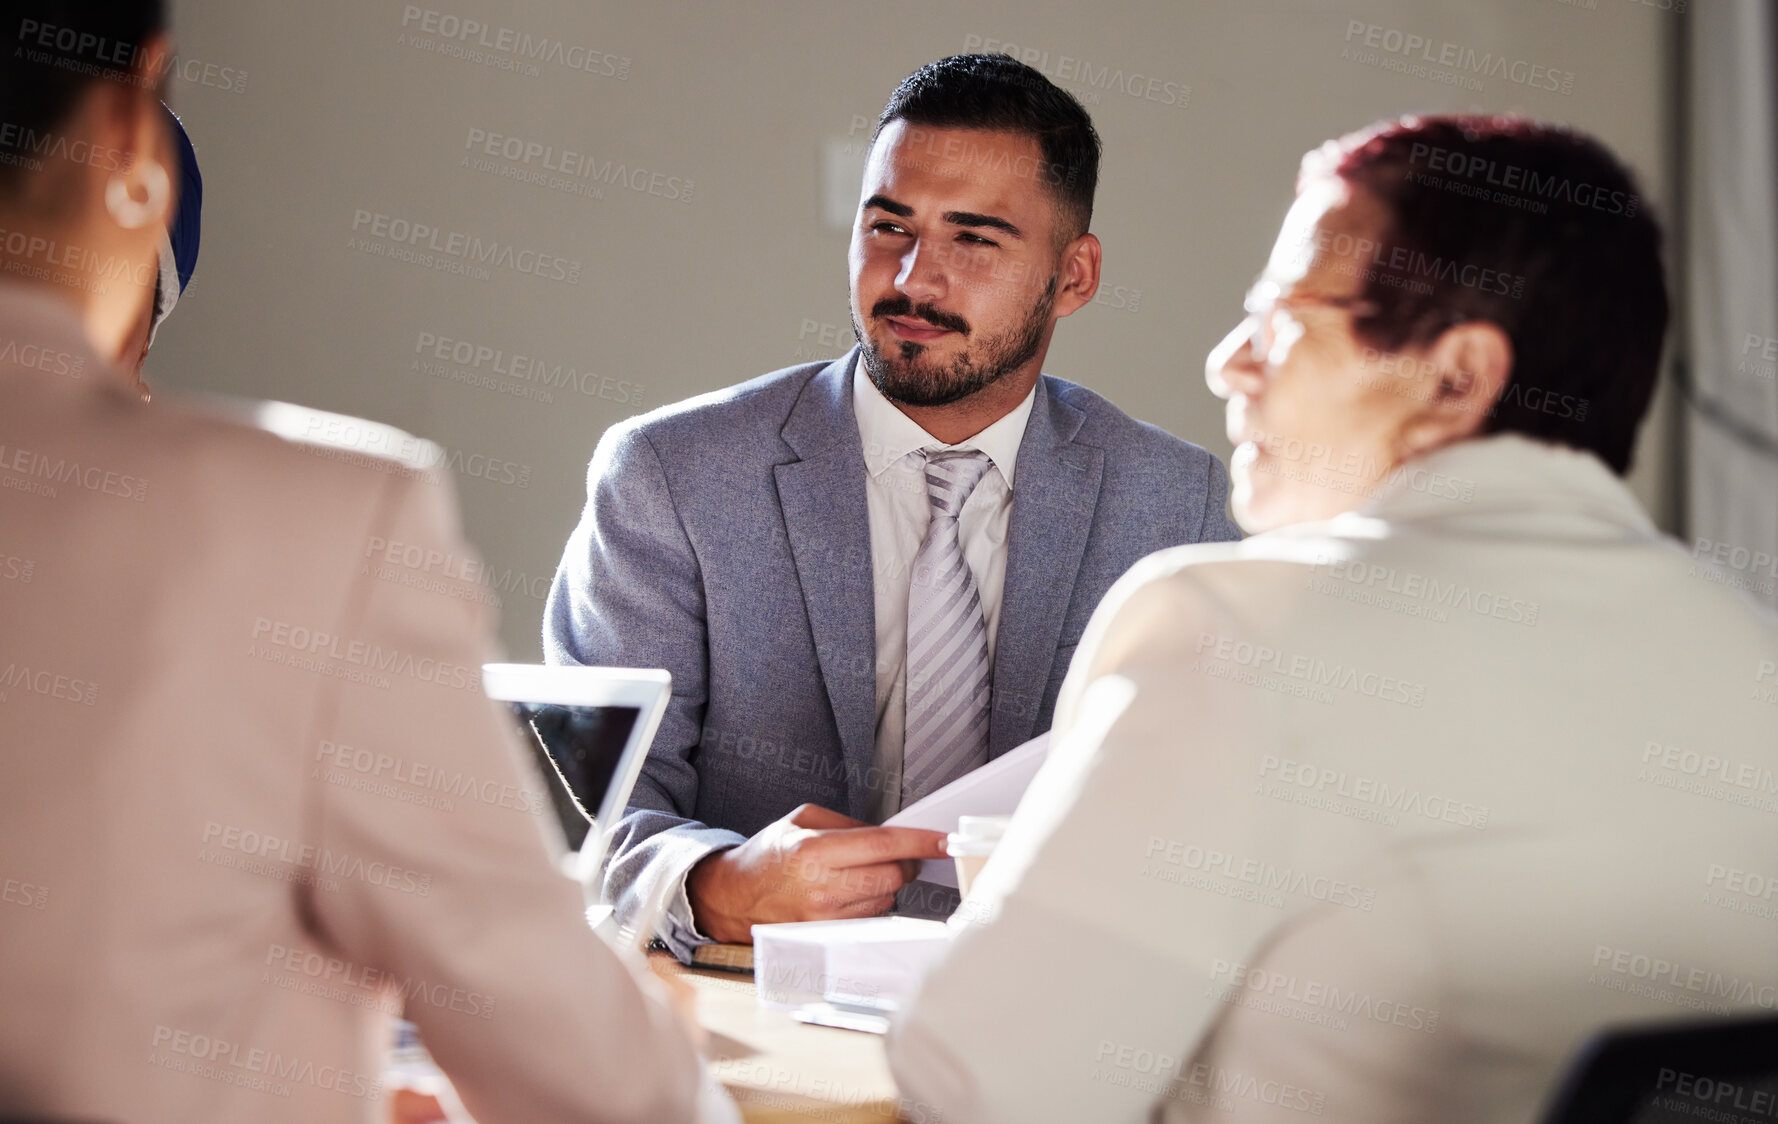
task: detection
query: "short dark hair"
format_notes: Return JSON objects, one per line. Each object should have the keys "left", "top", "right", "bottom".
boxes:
{"left": 1303, "top": 114, "right": 1668, "bottom": 476}
{"left": 875, "top": 53, "right": 1101, "bottom": 241}
{"left": 0, "top": 0, "right": 166, "bottom": 188}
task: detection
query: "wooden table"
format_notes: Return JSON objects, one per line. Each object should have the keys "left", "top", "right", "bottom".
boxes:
{"left": 648, "top": 951, "right": 913, "bottom": 1124}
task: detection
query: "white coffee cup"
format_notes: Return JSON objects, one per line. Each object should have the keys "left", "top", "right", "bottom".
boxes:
{"left": 946, "top": 814, "right": 1013, "bottom": 898}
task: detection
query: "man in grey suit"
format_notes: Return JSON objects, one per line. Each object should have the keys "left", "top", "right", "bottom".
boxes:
{"left": 547, "top": 54, "right": 1239, "bottom": 959}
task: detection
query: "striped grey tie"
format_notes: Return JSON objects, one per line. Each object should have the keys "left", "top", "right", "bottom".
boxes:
{"left": 902, "top": 449, "right": 994, "bottom": 807}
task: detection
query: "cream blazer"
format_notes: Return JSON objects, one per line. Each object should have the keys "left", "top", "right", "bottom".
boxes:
{"left": 890, "top": 433, "right": 1778, "bottom": 1124}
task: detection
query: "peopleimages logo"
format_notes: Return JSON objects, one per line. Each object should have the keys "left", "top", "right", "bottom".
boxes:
{"left": 0, "top": 331, "right": 87, "bottom": 377}
{"left": 264, "top": 943, "right": 496, "bottom": 1019}
{"left": 1258, "top": 753, "right": 1490, "bottom": 828}
{"left": 1757, "top": 660, "right": 1778, "bottom": 707}
{"left": 362, "top": 534, "right": 551, "bottom": 607}
{"left": 1407, "top": 143, "right": 1637, "bottom": 217}
{"left": 1143, "top": 836, "right": 1378, "bottom": 911}
{"left": 1091, "top": 1042, "right": 1326, "bottom": 1115}
{"left": 1655, "top": 1070, "right": 1776, "bottom": 1121}
{"left": 960, "top": 34, "right": 1191, "bottom": 109}
{"left": 0, "top": 122, "right": 132, "bottom": 174}
{"left": 1590, "top": 945, "right": 1777, "bottom": 1011}
{"left": 1342, "top": 21, "right": 1576, "bottom": 95}
{"left": 1244, "top": 430, "right": 1476, "bottom": 505}
{"left": 0, "top": 551, "right": 33, "bottom": 583}
{"left": 398, "top": 6, "right": 630, "bottom": 79}
{"left": 201, "top": 821, "right": 433, "bottom": 897}
{"left": 149, "top": 1024, "right": 382, "bottom": 1100}
{"left": 1307, "top": 555, "right": 1540, "bottom": 628}
{"left": 412, "top": 331, "right": 644, "bottom": 406}
{"left": 1, "top": 876, "right": 48, "bottom": 910}
{"left": 1739, "top": 333, "right": 1777, "bottom": 380}
{"left": 1642, "top": 741, "right": 1777, "bottom": 795}
{"left": 1705, "top": 863, "right": 1778, "bottom": 903}
{"left": 1688, "top": 538, "right": 1778, "bottom": 598}
{"left": 291, "top": 413, "right": 534, "bottom": 491}
{"left": 462, "top": 127, "right": 694, "bottom": 203}
{"left": 1292, "top": 228, "right": 1527, "bottom": 297}
{"left": 0, "top": 225, "right": 157, "bottom": 287}
{"left": 250, "top": 617, "right": 479, "bottom": 691}
{"left": 349, "top": 209, "right": 582, "bottom": 285}
{"left": 314, "top": 737, "right": 548, "bottom": 816}
{"left": 0, "top": 662, "right": 97, "bottom": 706}
{"left": 1208, "top": 957, "right": 1441, "bottom": 1033}
{"left": 16, "top": 19, "right": 145, "bottom": 66}
{"left": 1196, "top": 632, "right": 1428, "bottom": 708}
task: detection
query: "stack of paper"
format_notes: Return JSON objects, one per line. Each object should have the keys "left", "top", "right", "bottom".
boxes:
{"left": 753, "top": 916, "right": 950, "bottom": 1031}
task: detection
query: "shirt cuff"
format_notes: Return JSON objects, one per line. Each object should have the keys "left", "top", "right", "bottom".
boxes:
{"left": 657, "top": 842, "right": 738, "bottom": 961}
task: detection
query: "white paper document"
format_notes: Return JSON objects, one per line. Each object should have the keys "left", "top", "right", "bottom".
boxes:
{"left": 753, "top": 916, "right": 951, "bottom": 1033}
{"left": 884, "top": 732, "right": 1050, "bottom": 887}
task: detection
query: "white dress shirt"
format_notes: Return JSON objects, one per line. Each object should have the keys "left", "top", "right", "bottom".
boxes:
{"left": 853, "top": 369, "right": 1037, "bottom": 822}
{"left": 888, "top": 434, "right": 1778, "bottom": 1123}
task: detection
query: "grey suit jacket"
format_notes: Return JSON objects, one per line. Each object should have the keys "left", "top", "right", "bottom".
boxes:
{"left": 545, "top": 349, "right": 1238, "bottom": 956}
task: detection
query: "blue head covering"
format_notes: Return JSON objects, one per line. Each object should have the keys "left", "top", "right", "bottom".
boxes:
{"left": 149, "top": 104, "right": 202, "bottom": 344}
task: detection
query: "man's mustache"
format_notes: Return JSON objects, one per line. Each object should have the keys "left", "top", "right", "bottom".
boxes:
{"left": 870, "top": 296, "right": 970, "bottom": 336}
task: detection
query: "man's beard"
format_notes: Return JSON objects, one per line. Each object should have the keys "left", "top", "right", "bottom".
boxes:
{"left": 853, "top": 277, "right": 1055, "bottom": 408}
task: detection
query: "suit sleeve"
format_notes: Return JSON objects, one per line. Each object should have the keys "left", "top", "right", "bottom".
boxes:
{"left": 305, "top": 465, "right": 710, "bottom": 1124}
{"left": 1194, "top": 450, "right": 1243, "bottom": 544}
{"left": 887, "top": 557, "right": 1287, "bottom": 1124}
{"left": 543, "top": 423, "right": 745, "bottom": 959}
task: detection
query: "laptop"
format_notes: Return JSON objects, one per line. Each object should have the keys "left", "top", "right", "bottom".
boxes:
{"left": 481, "top": 663, "right": 671, "bottom": 942}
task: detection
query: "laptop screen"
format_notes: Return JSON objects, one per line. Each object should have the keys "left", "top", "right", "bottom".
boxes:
{"left": 481, "top": 664, "right": 671, "bottom": 927}
{"left": 506, "top": 702, "right": 641, "bottom": 852}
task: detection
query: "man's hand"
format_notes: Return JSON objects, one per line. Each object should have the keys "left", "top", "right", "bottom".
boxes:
{"left": 686, "top": 804, "right": 950, "bottom": 944}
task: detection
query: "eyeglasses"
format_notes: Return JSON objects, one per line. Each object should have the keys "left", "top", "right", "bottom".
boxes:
{"left": 1242, "top": 278, "right": 1378, "bottom": 359}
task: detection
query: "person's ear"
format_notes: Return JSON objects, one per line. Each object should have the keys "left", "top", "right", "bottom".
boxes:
{"left": 1393, "top": 321, "right": 1513, "bottom": 461}
{"left": 103, "top": 34, "right": 176, "bottom": 231}
{"left": 1051, "top": 231, "right": 1102, "bottom": 319}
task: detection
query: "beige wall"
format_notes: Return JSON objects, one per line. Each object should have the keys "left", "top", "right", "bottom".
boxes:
{"left": 152, "top": 0, "right": 1680, "bottom": 659}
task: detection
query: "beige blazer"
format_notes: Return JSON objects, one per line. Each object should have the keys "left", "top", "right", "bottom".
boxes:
{"left": 889, "top": 434, "right": 1778, "bottom": 1124}
{"left": 0, "top": 285, "right": 706, "bottom": 1123}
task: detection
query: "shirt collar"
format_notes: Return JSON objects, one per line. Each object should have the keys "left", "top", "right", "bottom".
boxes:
{"left": 1337, "top": 433, "right": 1655, "bottom": 535}
{"left": 852, "top": 364, "right": 1038, "bottom": 488}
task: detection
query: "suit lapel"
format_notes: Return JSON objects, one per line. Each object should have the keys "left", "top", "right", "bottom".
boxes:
{"left": 991, "top": 376, "right": 1103, "bottom": 758}
{"left": 773, "top": 350, "right": 878, "bottom": 819}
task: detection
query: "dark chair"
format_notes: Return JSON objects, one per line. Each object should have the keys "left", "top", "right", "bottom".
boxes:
{"left": 1539, "top": 1013, "right": 1778, "bottom": 1124}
